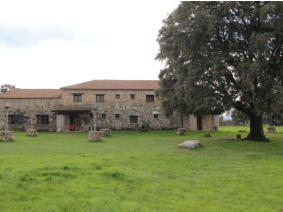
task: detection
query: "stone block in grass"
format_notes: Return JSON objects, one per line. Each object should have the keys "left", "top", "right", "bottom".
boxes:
{"left": 26, "top": 128, "right": 37, "bottom": 136}
{"left": 203, "top": 133, "right": 211, "bottom": 137}
{"left": 178, "top": 140, "right": 200, "bottom": 149}
{"left": 177, "top": 128, "right": 187, "bottom": 135}
{"left": 88, "top": 131, "right": 103, "bottom": 142}
{"left": 101, "top": 129, "right": 111, "bottom": 136}
{"left": 0, "top": 130, "right": 14, "bottom": 141}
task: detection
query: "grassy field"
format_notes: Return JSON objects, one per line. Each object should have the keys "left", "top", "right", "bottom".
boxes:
{"left": 0, "top": 126, "right": 283, "bottom": 212}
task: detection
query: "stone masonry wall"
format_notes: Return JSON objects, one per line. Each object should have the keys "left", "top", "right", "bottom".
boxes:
{"left": 0, "top": 89, "right": 219, "bottom": 131}
{"left": 183, "top": 114, "right": 219, "bottom": 131}
{"left": 0, "top": 98, "right": 61, "bottom": 131}
{"left": 202, "top": 115, "right": 215, "bottom": 131}
{"left": 183, "top": 115, "right": 197, "bottom": 130}
{"left": 61, "top": 89, "right": 175, "bottom": 130}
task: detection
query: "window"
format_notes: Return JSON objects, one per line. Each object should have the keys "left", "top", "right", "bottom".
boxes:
{"left": 96, "top": 94, "right": 104, "bottom": 103}
{"left": 73, "top": 94, "right": 82, "bottom": 102}
{"left": 101, "top": 113, "right": 106, "bottom": 119}
{"left": 130, "top": 94, "right": 135, "bottom": 99}
{"left": 115, "top": 94, "right": 120, "bottom": 99}
{"left": 8, "top": 114, "right": 26, "bottom": 124}
{"left": 129, "top": 115, "right": 138, "bottom": 123}
{"left": 8, "top": 115, "right": 16, "bottom": 124}
{"left": 36, "top": 115, "right": 49, "bottom": 124}
{"left": 146, "top": 95, "right": 154, "bottom": 102}
{"left": 115, "top": 114, "right": 120, "bottom": 119}
{"left": 153, "top": 114, "right": 159, "bottom": 119}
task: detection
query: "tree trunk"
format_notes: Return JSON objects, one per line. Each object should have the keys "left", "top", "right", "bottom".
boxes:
{"left": 245, "top": 115, "right": 269, "bottom": 142}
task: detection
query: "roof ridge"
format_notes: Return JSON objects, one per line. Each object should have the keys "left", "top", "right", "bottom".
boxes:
{"left": 61, "top": 79, "right": 160, "bottom": 90}
{"left": 12, "top": 88, "right": 60, "bottom": 90}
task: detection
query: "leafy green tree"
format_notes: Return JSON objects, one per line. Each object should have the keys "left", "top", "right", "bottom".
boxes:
{"left": 156, "top": 2, "right": 283, "bottom": 141}
{"left": 232, "top": 108, "right": 283, "bottom": 126}
{"left": 270, "top": 112, "right": 283, "bottom": 125}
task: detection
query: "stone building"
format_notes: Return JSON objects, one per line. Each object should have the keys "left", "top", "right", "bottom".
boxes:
{"left": 0, "top": 80, "right": 219, "bottom": 132}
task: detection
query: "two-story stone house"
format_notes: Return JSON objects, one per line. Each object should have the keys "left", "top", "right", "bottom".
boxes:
{"left": 0, "top": 80, "right": 219, "bottom": 132}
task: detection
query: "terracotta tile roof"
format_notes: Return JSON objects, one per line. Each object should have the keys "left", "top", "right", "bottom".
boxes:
{"left": 0, "top": 89, "right": 61, "bottom": 99}
{"left": 61, "top": 80, "right": 160, "bottom": 90}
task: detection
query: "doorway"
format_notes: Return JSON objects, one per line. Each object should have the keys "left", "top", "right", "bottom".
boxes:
{"left": 69, "top": 114, "right": 81, "bottom": 131}
{"left": 197, "top": 115, "right": 202, "bottom": 131}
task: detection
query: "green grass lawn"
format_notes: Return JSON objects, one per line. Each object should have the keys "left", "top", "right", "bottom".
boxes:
{"left": 0, "top": 126, "right": 283, "bottom": 212}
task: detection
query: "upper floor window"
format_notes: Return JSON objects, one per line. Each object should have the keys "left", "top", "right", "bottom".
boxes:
{"left": 73, "top": 94, "right": 82, "bottom": 102}
{"left": 115, "top": 94, "right": 120, "bottom": 99}
{"left": 130, "top": 94, "right": 135, "bottom": 99}
{"left": 36, "top": 115, "right": 49, "bottom": 124}
{"left": 101, "top": 113, "right": 106, "bottom": 119}
{"left": 96, "top": 94, "right": 104, "bottom": 103}
{"left": 153, "top": 114, "right": 159, "bottom": 119}
{"left": 146, "top": 95, "right": 154, "bottom": 102}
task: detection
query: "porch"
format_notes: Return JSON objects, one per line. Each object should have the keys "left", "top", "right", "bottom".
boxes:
{"left": 52, "top": 105, "right": 95, "bottom": 132}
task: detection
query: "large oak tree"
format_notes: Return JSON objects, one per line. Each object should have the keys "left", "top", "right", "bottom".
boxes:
{"left": 156, "top": 2, "right": 283, "bottom": 141}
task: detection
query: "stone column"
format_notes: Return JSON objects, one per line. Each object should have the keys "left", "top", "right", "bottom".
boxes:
{"left": 26, "top": 110, "right": 37, "bottom": 136}
{"left": 212, "top": 115, "right": 219, "bottom": 131}
{"left": 56, "top": 114, "right": 65, "bottom": 132}
{"left": 189, "top": 115, "right": 197, "bottom": 131}
{"left": 29, "top": 109, "right": 33, "bottom": 128}
{"left": 1, "top": 103, "right": 14, "bottom": 141}
{"left": 5, "top": 109, "right": 8, "bottom": 131}
{"left": 92, "top": 110, "right": 97, "bottom": 131}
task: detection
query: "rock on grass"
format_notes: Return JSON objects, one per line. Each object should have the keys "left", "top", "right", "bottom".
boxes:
{"left": 178, "top": 140, "right": 201, "bottom": 149}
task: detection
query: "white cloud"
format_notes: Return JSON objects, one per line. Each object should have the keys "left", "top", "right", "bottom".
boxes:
{"left": 0, "top": 25, "right": 75, "bottom": 47}
{"left": 0, "top": 0, "right": 179, "bottom": 88}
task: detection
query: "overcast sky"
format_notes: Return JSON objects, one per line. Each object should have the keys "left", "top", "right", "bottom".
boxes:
{"left": 0, "top": 0, "right": 179, "bottom": 89}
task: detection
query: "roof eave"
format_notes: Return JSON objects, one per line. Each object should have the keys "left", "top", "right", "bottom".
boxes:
{"left": 60, "top": 88, "right": 158, "bottom": 90}
{"left": 0, "top": 97, "right": 61, "bottom": 99}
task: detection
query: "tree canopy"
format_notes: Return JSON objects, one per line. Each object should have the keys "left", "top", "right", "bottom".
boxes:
{"left": 156, "top": 2, "right": 283, "bottom": 141}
